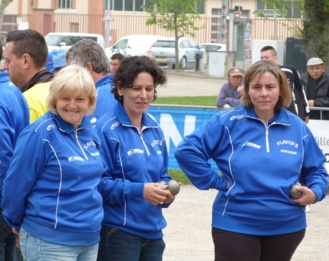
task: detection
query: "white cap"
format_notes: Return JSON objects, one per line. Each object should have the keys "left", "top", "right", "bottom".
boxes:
{"left": 307, "top": 57, "right": 324, "bottom": 66}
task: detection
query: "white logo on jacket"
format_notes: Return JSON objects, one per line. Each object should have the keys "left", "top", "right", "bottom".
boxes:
{"left": 230, "top": 115, "right": 245, "bottom": 121}
{"left": 84, "top": 141, "right": 96, "bottom": 149}
{"left": 151, "top": 140, "right": 163, "bottom": 147}
{"left": 242, "top": 142, "right": 261, "bottom": 149}
{"left": 47, "top": 124, "right": 56, "bottom": 131}
{"left": 68, "top": 156, "right": 85, "bottom": 162}
{"left": 127, "top": 149, "right": 144, "bottom": 156}
{"left": 276, "top": 140, "right": 298, "bottom": 148}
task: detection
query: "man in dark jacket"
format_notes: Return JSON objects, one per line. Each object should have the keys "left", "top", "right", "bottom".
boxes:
{"left": 260, "top": 46, "right": 310, "bottom": 123}
{"left": 301, "top": 57, "right": 329, "bottom": 120}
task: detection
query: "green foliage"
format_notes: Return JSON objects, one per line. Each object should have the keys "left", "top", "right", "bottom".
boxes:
{"left": 144, "top": 0, "right": 203, "bottom": 71}
{"left": 145, "top": 0, "right": 202, "bottom": 38}
{"left": 154, "top": 96, "right": 217, "bottom": 106}
{"left": 0, "top": 0, "right": 13, "bottom": 11}
{"left": 168, "top": 169, "right": 192, "bottom": 185}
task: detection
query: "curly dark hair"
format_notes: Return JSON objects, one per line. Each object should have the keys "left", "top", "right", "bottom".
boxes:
{"left": 112, "top": 56, "right": 167, "bottom": 103}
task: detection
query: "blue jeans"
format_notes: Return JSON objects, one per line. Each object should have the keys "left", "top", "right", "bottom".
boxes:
{"left": 20, "top": 228, "right": 99, "bottom": 261}
{"left": 97, "top": 227, "right": 165, "bottom": 261}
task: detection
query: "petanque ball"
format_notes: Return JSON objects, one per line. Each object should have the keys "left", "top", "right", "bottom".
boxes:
{"left": 166, "top": 180, "right": 180, "bottom": 196}
{"left": 290, "top": 183, "right": 303, "bottom": 199}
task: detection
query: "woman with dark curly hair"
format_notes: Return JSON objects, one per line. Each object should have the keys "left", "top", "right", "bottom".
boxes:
{"left": 96, "top": 56, "right": 175, "bottom": 261}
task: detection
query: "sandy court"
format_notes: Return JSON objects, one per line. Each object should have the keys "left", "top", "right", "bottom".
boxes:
{"left": 162, "top": 185, "right": 329, "bottom": 261}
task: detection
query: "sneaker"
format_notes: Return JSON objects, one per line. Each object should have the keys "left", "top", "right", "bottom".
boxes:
{"left": 305, "top": 205, "right": 311, "bottom": 213}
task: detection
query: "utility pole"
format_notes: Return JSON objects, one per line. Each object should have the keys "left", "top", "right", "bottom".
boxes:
{"left": 219, "top": 0, "right": 229, "bottom": 44}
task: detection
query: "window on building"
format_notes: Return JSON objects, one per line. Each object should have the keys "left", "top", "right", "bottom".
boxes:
{"left": 70, "top": 23, "right": 79, "bottom": 32}
{"left": 107, "top": 0, "right": 204, "bottom": 13}
{"left": 256, "top": 0, "right": 301, "bottom": 18}
{"left": 57, "top": 0, "right": 72, "bottom": 9}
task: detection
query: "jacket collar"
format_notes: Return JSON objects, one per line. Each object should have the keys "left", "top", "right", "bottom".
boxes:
{"left": 243, "top": 106, "right": 291, "bottom": 126}
{"left": 52, "top": 112, "right": 92, "bottom": 133}
{"left": 114, "top": 102, "right": 158, "bottom": 128}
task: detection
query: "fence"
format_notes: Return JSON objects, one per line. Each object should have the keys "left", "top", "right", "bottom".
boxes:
{"left": 0, "top": 13, "right": 303, "bottom": 45}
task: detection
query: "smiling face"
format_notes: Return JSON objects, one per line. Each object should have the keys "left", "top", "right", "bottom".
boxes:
{"left": 56, "top": 94, "right": 90, "bottom": 128}
{"left": 248, "top": 72, "right": 281, "bottom": 123}
{"left": 118, "top": 72, "right": 154, "bottom": 127}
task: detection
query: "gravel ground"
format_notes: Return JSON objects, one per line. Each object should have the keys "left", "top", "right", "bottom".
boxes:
{"left": 162, "top": 185, "right": 329, "bottom": 261}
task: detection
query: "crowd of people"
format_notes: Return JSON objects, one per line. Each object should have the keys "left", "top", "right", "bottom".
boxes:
{"left": 0, "top": 28, "right": 327, "bottom": 261}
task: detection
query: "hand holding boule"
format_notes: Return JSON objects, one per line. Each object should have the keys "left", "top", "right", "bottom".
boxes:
{"left": 290, "top": 183, "right": 303, "bottom": 199}
{"left": 158, "top": 180, "right": 180, "bottom": 196}
{"left": 166, "top": 180, "right": 180, "bottom": 196}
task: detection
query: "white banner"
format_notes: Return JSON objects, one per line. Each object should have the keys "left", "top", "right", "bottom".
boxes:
{"left": 308, "top": 120, "right": 329, "bottom": 171}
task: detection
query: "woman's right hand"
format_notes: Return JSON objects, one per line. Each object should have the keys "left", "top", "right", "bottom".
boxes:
{"left": 143, "top": 183, "right": 172, "bottom": 205}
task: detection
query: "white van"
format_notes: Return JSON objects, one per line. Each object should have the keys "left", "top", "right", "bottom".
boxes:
{"left": 45, "top": 32, "right": 105, "bottom": 52}
{"left": 105, "top": 34, "right": 163, "bottom": 59}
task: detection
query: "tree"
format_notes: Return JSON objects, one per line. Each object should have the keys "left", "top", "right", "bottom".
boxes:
{"left": 0, "top": 0, "right": 13, "bottom": 31}
{"left": 257, "top": 0, "right": 329, "bottom": 64}
{"left": 303, "top": 0, "right": 329, "bottom": 62}
{"left": 144, "top": 0, "right": 203, "bottom": 71}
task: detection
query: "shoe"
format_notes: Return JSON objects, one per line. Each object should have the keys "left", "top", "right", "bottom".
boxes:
{"left": 305, "top": 205, "right": 311, "bottom": 213}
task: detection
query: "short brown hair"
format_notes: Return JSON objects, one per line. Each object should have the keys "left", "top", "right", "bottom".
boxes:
{"left": 241, "top": 60, "right": 292, "bottom": 112}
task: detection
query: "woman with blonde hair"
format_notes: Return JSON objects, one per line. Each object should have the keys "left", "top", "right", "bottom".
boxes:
{"left": 2, "top": 64, "right": 105, "bottom": 261}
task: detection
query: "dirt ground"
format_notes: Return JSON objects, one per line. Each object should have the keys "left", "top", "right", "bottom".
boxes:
{"left": 162, "top": 185, "right": 329, "bottom": 261}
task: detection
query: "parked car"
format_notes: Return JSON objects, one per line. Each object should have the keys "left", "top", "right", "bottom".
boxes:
{"left": 151, "top": 37, "right": 200, "bottom": 69}
{"left": 105, "top": 34, "right": 163, "bottom": 59}
{"left": 199, "top": 43, "right": 227, "bottom": 52}
{"left": 45, "top": 32, "right": 105, "bottom": 52}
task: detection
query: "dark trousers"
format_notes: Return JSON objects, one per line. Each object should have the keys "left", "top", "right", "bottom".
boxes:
{"left": 97, "top": 226, "right": 165, "bottom": 261}
{"left": 212, "top": 228, "right": 305, "bottom": 261}
{"left": 0, "top": 210, "right": 17, "bottom": 261}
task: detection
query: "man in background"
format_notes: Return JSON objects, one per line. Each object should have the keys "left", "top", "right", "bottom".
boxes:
{"left": 3, "top": 29, "right": 53, "bottom": 123}
{"left": 66, "top": 39, "right": 116, "bottom": 125}
{"left": 260, "top": 46, "right": 309, "bottom": 123}
{"left": 216, "top": 67, "right": 243, "bottom": 108}
{"left": 301, "top": 57, "right": 329, "bottom": 120}
{"left": 110, "top": 53, "right": 124, "bottom": 73}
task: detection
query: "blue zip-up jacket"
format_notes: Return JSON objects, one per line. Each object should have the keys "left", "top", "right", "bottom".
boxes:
{"left": 2, "top": 111, "right": 105, "bottom": 246}
{"left": 0, "top": 71, "right": 29, "bottom": 205}
{"left": 175, "top": 105, "right": 328, "bottom": 236}
{"left": 97, "top": 102, "right": 171, "bottom": 239}
{"left": 89, "top": 74, "right": 117, "bottom": 125}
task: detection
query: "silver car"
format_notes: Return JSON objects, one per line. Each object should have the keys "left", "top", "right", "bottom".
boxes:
{"left": 151, "top": 37, "right": 200, "bottom": 69}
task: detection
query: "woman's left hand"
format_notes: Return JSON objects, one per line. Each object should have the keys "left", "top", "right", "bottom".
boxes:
{"left": 292, "top": 186, "right": 316, "bottom": 206}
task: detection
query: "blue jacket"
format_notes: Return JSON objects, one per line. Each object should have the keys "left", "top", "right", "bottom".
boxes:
{"left": 175, "top": 105, "right": 328, "bottom": 236}
{"left": 89, "top": 74, "right": 117, "bottom": 125}
{"left": 0, "top": 71, "right": 29, "bottom": 205}
{"left": 97, "top": 102, "right": 171, "bottom": 239}
{"left": 2, "top": 111, "right": 104, "bottom": 246}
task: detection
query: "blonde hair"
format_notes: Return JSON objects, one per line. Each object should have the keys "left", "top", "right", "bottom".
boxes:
{"left": 47, "top": 64, "right": 96, "bottom": 115}
{"left": 242, "top": 60, "right": 292, "bottom": 112}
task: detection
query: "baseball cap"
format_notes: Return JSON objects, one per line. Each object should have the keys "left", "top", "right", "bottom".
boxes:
{"left": 46, "top": 49, "right": 67, "bottom": 72}
{"left": 307, "top": 57, "right": 324, "bottom": 66}
{"left": 228, "top": 67, "right": 243, "bottom": 77}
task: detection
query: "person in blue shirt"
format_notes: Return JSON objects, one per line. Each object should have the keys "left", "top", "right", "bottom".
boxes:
{"left": 0, "top": 42, "right": 29, "bottom": 261}
{"left": 175, "top": 60, "right": 328, "bottom": 261}
{"left": 2, "top": 65, "right": 106, "bottom": 261}
{"left": 46, "top": 49, "right": 67, "bottom": 74}
{"left": 216, "top": 67, "right": 244, "bottom": 108}
{"left": 66, "top": 39, "right": 117, "bottom": 126}
{"left": 96, "top": 56, "right": 175, "bottom": 261}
